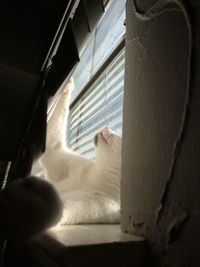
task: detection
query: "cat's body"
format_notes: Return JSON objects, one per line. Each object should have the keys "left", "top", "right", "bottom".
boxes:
{"left": 39, "top": 78, "right": 122, "bottom": 225}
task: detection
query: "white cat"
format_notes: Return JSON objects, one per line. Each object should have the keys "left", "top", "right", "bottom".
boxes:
{"left": 39, "top": 78, "right": 122, "bottom": 225}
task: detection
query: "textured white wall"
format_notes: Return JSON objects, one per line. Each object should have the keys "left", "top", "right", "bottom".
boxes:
{"left": 121, "top": 0, "right": 200, "bottom": 266}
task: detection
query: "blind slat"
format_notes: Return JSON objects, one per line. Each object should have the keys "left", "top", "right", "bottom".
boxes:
{"left": 68, "top": 48, "right": 125, "bottom": 159}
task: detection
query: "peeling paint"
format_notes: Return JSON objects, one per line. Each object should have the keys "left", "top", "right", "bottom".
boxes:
{"left": 128, "top": 215, "right": 146, "bottom": 237}
{"left": 163, "top": 202, "right": 188, "bottom": 247}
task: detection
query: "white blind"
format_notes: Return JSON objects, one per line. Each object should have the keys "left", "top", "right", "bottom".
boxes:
{"left": 70, "top": 0, "right": 126, "bottom": 103}
{"left": 68, "top": 48, "right": 125, "bottom": 159}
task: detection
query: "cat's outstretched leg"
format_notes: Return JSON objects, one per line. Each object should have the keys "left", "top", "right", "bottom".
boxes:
{"left": 39, "top": 78, "right": 74, "bottom": 180}
{"left": 46, "top": 78, "right": 74, "bottom": 149}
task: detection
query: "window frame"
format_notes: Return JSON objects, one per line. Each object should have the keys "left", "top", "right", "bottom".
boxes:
{"left": 70, "top": 37, "right": 125, "bottom": 110}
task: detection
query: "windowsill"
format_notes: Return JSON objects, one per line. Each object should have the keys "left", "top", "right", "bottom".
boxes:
{"left": 46, "top": 224, "right": 143, "bottom": 247}
{"left": 26, "top": 225, "right": 151, "bottom": 267}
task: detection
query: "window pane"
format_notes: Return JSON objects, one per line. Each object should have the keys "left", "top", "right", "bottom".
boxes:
{"left": 68, "top": 48, "right": 125, "bottom": 159}
{"left": 92, "top": 0, "right": 126, "bottom": 72}
{"left": 70, "top": 33, "right": 95, "bottom": 101}
{"left": 71, "top": 0, "right": 126, "bottom": 103}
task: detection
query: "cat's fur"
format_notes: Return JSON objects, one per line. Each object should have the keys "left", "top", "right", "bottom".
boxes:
{"left": 39, "top": 78, "right": 122, "bottom": 225}
{"left": 0, "top": 176, "right": 62, "bottom": 241}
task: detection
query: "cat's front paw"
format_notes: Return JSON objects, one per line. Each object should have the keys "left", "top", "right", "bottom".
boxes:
{"left": 62, "top": 77, "right": 74, "bottom": 95}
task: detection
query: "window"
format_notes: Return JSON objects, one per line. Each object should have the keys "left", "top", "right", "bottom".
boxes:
{"left": 68, "top": 0, "right": 126, "bottom": 159}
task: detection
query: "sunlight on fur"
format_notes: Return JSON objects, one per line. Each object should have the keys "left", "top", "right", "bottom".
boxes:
{"left": 32, "top": 78, "right": 122, "bottom": 230}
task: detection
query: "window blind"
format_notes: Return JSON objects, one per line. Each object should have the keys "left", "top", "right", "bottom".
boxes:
{"left": 68, "top": 48, "right": 125, "bottom": 159}
{"left": 70, "top": 0, "right": 126, "bottom": 103}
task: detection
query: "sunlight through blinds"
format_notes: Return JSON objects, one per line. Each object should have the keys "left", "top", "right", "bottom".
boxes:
{"left": 68, "top": 48, "right": 125, "bottom": 159}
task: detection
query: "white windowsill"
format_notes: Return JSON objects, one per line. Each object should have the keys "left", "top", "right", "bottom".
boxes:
{"left": 46, "top": 224, "right": 143, "bottom": 247}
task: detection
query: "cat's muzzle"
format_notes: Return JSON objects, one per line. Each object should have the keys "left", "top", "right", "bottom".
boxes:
{"left": 94, "top": 128, "right": 112, "bottom": 146}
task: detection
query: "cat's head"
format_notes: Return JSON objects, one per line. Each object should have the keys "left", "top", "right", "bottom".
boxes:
{"left": 94, "top": 128, "right": 122, "bottom": 167}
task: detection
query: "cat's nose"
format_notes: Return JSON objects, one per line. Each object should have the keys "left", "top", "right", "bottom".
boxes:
{"left": 101, "top": 127, "right": 112, "bottom": 136}
{"left": 100, "top": 128, "right": 113, "bottom": 144}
